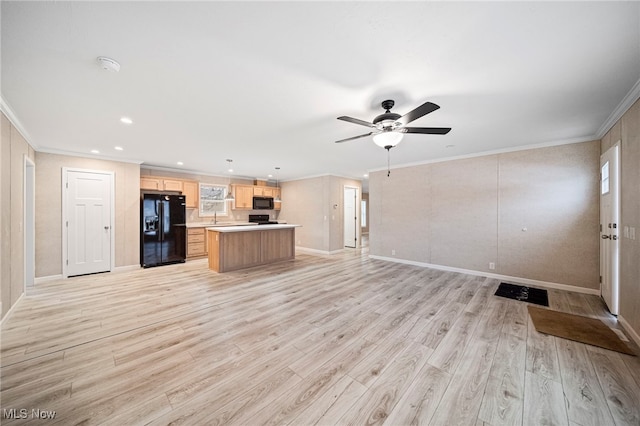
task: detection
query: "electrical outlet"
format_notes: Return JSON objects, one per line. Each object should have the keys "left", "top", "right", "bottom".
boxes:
{"left": 489, "top": 262, "right": 495, "bottom": 270}
{"left": 391, "top": 249, "right": 396, "bottom": 256}
{"left": 631, "top": 227, "right": 636, "bottom": 240}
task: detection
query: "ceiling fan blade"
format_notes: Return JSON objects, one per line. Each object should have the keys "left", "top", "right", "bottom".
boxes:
{"left": 401, "top": 127, "right": 452, "bottom": 135}
{"left": 335, "top": 132, "right": 373, "bottom": 143}
{"left": 337, "top": 116, "right": 376, "bottom": 128}
{"left": 395, "top": 102, "right": 440, "bottom": 126}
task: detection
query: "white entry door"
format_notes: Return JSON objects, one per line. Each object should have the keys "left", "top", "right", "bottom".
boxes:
{"left": 600, "top": 143, "right": 620, "bottom": 315}
{"left": 344, "top": 186, "right": 358, "bottom": 248}
{"left": 64, "top": 169, "right": 114, "bottom": 277}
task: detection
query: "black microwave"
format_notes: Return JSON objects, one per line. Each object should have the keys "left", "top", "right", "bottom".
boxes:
{"left": 253, "top": 196, "right": 274, "bottom": 210}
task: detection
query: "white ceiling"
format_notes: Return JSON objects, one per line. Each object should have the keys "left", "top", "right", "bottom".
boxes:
{"left": 2, "top": 1, "right": 639, "bottom": 184}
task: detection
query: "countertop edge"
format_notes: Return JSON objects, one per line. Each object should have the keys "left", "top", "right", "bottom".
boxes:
{"left": 206, "top": 224, "right": 301, "bottom": 232}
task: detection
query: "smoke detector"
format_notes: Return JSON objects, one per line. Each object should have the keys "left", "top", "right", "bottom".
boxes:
{"left": 96, "top": 56, "right": 120, "bottom": 72}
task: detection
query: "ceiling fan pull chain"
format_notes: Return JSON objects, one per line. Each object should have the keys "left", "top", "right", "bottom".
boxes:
{"left": 386, "top": 146, "right": 391, "bottom": 177}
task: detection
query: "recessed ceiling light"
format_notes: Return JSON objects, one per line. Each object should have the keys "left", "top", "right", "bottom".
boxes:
{"left": 120, "top": 117, "right": 133, "bottom": 125}
{"left": 363, "top": 174, "right": 369, "bottom": 178}
{"left": 228, "top": 169, "right": 234, "bottom": 173}
{"left": 114, "top": 146, "right": 123, "bottom": 151}
{"left": 268, "top": 174, "right": 273, "bottom": 178}
{"left": 177, "top": 161, "right": 184, "bottom": 166}
{"left": 90, "top": 149, "right": 100, "bottom": 154}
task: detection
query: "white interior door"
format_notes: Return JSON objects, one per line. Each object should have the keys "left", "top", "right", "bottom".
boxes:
{"left": 600, "top": 143, "right": 620, "bottom": 315}
{"left": 344, "top": 186, "right": 357, "bottom": 248}
{"left": 64, "top": 169, "right": 114, "bottom": 277}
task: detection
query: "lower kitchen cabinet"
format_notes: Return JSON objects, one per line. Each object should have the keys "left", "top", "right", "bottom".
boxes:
{"left": 187, "top": 228, "right": 207, "bottom": 258}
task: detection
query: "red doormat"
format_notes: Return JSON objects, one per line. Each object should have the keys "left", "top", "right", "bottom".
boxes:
{"left": 528, "top": 306, "right": 635, "bottom": 356}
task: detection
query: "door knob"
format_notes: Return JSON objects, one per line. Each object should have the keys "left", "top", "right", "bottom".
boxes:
{"left": 602, "top": 235, "right": 610, "bottom": 239}
{"left": 104, "top": 226, "right": 110, "bottom": 230}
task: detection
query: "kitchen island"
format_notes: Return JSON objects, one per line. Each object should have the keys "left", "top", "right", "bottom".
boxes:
{"left": 206, "top": 224, "right": 300, "bottom": 272}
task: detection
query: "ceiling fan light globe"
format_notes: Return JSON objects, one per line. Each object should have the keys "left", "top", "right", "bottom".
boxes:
{"left": 373, "top": 131, "right": 403, "bottom": 148}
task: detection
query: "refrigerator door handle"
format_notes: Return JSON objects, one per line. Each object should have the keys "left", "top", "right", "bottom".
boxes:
{"left": 159, "top": 201, "right": 164, "bottom": 242}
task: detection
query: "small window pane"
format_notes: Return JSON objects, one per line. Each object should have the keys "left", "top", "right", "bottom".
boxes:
{"left": 601, "top": 162, "right": 610, "bottom": 195}
{"left": 199, "top": 184, "right": 228, "bottom": 216}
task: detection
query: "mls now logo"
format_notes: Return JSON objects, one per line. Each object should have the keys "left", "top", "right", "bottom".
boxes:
{"left": 3, "top": 408, "right": 56, "bottom": 420}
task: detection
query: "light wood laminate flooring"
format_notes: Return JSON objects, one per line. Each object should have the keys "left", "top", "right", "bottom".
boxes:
{"left": 2, "top": 249, "right": 639, "bottom": 425}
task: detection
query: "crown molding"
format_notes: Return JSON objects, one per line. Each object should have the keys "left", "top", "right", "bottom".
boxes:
{"left": 0, "top": 96, "right": 36, "bottom": 148}
{"left": 597, "top": 76, "right": 640, "bottom": 139}
{"left": 37, "top": 147, "right": 144, "bottom": 165}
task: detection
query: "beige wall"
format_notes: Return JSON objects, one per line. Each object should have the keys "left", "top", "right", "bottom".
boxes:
{"left": 1, "top": 112, "right": 35, "bottom": 320}
{"left": 602, "top": 97, "right": 640, "bottom": 341}
{"left": 278, "top": 175, "right": 362, "bottom": 252}
{"left": 370, "top": 140, "right": 600, "bottom": 290}
{"left": 35, "top": 153, "right": 140, "bottom": 277}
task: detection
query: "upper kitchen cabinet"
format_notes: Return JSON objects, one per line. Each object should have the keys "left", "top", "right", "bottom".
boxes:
{"left": 140, "top": 176, "right": 198, "bottom": 208}
{"left": 232, "top": 184, "right": 254, "bottom": 210}
{"left": 182, "top": 181, "right": 199, "bottom": 209}
{"left": 140, "top": 177, "right": 182, "bottom": 192}
{"left": 163, "top": 179, "right": 183, "bottom": 192}
{"left": 140, "top": 176, "right": 164, "bottom": 191}
{"left": 254, "top": 186, "right": 276, "bottom": 197}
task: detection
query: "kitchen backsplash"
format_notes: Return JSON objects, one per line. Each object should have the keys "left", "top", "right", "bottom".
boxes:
{"left": 186, "top": 208, "right": 279, "bottom": 224}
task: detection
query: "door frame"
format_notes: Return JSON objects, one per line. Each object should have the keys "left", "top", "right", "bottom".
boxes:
{"left": 24, "top": 155, "right": 35, "bottom": 289}
{"left": 599, "top": 141, "right": 621, "bottom": 315}
{"left": 343, "top": 185, "right": 359, "bottom": 248}
{"left": 62, "top": 167, "right": 115, "bottom": 278}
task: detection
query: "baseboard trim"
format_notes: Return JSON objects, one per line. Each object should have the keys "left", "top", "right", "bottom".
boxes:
{"left": 368, "top": 255, "right": 600, "bottom": 296}
{"left": 35, "top": 265, "right": 140, "bottom": 283}
{"left": 296, "top": 246, "right": 345, "bottom": 255}
{"left": 618, "top": 315, "right": 640, "bottom": 349}
{"left": 34, "top": 274, "right": 63, "bottom": 284}
{"left": 0, "top": 293, "right": 25, "bottom": 326}
{"left": 113, "top": 264, "right": 141, "bottom": 273}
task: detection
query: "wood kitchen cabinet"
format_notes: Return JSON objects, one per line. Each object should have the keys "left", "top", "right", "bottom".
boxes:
{"left": 232, "top": 184, "right": 254, "bottom": 210}
{"left": 187, "top": 227, "right": 207, "bottom": 258}
{"left": 140, "top": 177, "right": 163, "bottom": 191}
{"left": 140, "top": 176, "right": 198, "bottom": 209}
{"left": 140, "top": 177, "right": 183, "bottom": 192}
{"left": 207, "top": 226, "right": 296, "bottom": 272}
{"left": 253, "top": 186, "right": 275, "bottom": 197}
{"left": 182, "top": 181, "right": 198, "bottom": 208}
{"left": 163, "top": 179, "right": 183, "bottom": 192}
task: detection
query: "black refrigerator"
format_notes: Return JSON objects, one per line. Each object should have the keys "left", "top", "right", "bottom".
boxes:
{"left": 141, "top": 194, "right": 186, "bottom": 267}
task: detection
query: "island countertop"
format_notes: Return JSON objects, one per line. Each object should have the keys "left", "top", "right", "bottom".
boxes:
{"left": 206, "top": 225, "right": 300, "bottom": 272}
{"left": 206, "top": 224, "right": 299, "bottom": 233}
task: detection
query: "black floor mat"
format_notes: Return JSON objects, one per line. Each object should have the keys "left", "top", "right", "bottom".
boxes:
{"left": 494, "top": 282, "right": 549, "bottom": 306}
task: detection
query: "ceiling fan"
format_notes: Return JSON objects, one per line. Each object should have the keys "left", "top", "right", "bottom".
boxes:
{"left": 336, "top": 99, "right": 451, "bottom": 147}
{"left": 336, "top": 99, "right": 451, "bottom": 176}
